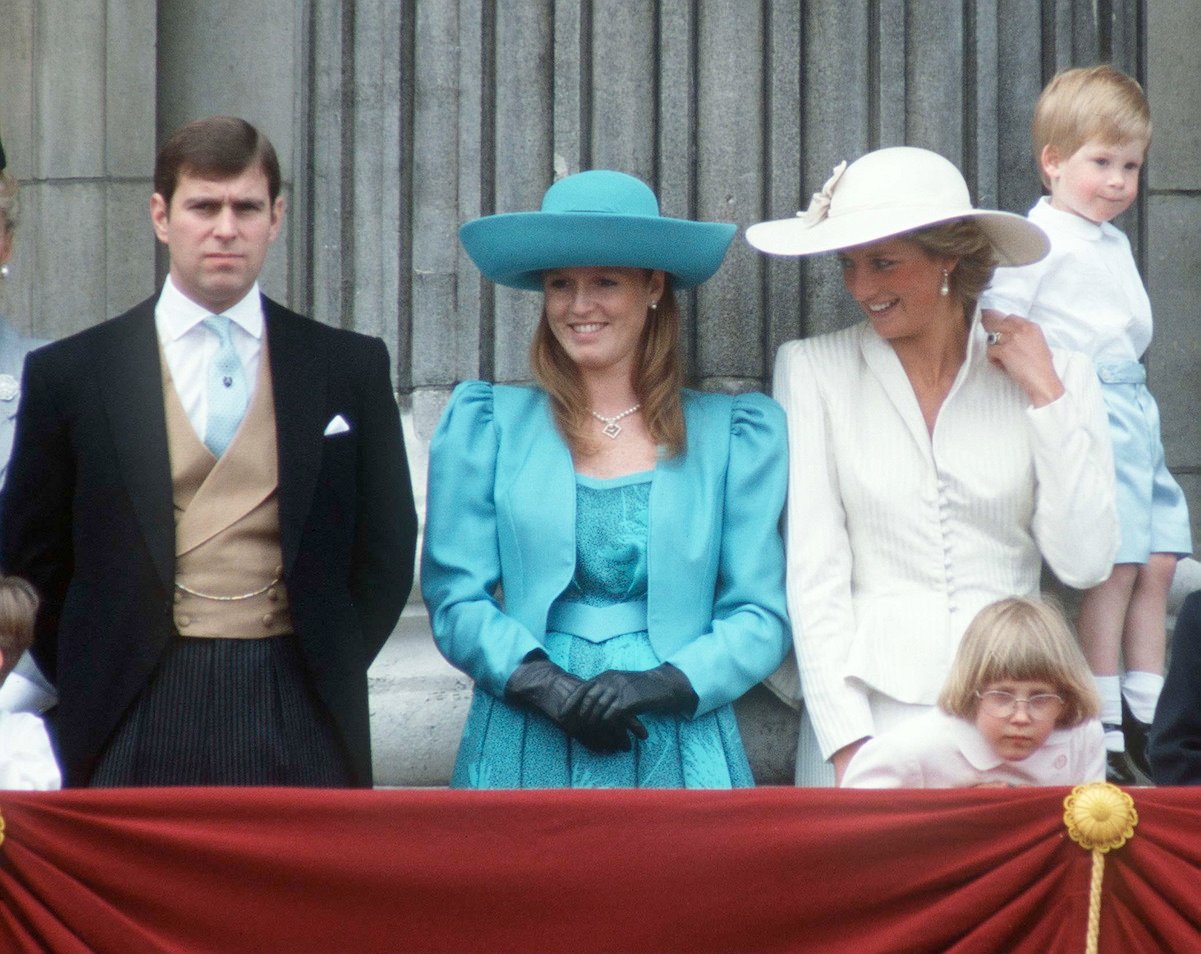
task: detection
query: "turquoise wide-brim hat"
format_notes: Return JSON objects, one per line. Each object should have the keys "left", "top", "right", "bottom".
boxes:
{"left": 459, "top": 170, "right": 737, "bottom": 291}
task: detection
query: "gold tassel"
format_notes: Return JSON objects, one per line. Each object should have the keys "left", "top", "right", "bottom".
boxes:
{"left": 1063, "top": 782, "right": 1139, "bottom": 954}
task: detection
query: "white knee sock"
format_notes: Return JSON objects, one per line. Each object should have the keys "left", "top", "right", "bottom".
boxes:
{"left": 1122, "top": 670, "right": 1164, "bottom": 725}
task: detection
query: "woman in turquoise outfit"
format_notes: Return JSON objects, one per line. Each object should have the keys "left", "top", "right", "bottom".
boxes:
{"left": 422, "top": 170, "right": 790, "bottom": 788}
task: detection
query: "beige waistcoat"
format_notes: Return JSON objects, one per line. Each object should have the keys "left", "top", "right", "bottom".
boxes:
{"left": 163, "top": 340, "right": 294, "bottom": 638}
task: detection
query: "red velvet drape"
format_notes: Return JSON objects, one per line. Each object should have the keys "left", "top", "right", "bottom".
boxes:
{"left": 0, "top": 787, "right": 1195, "bottom": 953}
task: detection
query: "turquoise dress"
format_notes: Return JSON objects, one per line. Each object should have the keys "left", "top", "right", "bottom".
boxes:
{"left": 423, "top": 381, "right": 790, "bottom": 789}
{"left": 451, "top": 471, "right": 754, "bottom": 789}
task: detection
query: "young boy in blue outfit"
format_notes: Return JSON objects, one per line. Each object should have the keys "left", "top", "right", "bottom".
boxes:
{"left": 982, "top": 65, "right": 1191, "bottom": 784}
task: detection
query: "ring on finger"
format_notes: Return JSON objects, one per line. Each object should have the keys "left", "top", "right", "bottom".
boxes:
{"left": 986, "top": 331, "right": 1004, "bottom": 346}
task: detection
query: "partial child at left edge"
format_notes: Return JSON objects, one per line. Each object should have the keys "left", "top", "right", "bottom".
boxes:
{"left": 0, "top": 575, "right": 61, "bottom": 790}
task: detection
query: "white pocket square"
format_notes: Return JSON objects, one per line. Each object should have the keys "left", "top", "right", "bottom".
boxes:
{"left": 324, "top": 414, "right": 351, "bottom": 436}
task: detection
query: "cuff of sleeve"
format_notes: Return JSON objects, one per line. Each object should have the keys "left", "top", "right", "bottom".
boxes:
{"left": 808, "top": 690, "right": 875, "bottom": 761}
{"left": 1026, "top": 386, "right": 1081, "bottom": 431}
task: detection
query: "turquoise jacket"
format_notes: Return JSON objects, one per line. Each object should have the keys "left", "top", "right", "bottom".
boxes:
{"left": 421, "top": 381, "right": 790, "bottom": 716}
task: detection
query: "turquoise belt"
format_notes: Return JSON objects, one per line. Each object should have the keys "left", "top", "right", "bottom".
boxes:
{"left": 546, "top": 598, "right": 648, "bottom": 643}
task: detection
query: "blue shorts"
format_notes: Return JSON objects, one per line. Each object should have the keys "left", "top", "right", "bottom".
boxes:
{"left": 1098, "top": 361, "right": 1193, "bottom": 563}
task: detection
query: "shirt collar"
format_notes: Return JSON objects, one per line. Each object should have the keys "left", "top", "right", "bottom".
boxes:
{"left": 1030, "top": 195, "right": 1115, "bottom": 242}
{"left": 155, "top": 275, "right": 265, "bottom": 343}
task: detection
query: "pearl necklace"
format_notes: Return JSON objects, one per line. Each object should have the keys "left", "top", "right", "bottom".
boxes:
{"left": 590, "top": 403, "right": 641, "bottom": 439}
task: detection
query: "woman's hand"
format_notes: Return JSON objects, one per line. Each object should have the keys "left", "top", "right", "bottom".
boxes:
{"left": 504, "top": 656, "right": 635, "bottom": 753}
{"left": 567, "top": 664, "right": 699, "bottom": 752}
{"left": 980, "top": 310, "right": 1065, "bottom": 408}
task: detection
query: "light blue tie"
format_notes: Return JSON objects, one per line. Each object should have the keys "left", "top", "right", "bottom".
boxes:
{"left": 202, "top": 315, "right": 249, "bottom": 457}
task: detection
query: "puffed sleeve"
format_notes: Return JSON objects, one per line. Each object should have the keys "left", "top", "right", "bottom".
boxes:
{"left": 773, "top": 341, "right": 874, "bottom": 759}
{"left": 420, "top": 381, "right": 543, "bottom": 698}
{"left": 1027, "top": 350, "right": 1118, "bottom": 587}
{"left": 663, "top": 392, "right": 791, "bottom": 715}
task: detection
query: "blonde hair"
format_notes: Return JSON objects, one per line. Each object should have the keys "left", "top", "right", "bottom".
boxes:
{"left": 909, "top": 219, "right": 997, "bottom": 317}
{"left": 0, "top": 575, "right": 39, "bottom": 682}
{"left": 530, "top": 276, "right": 686, "bottom": 459}
{"left": 1032, "top": 65, "right": 1151, "bottom": 188}
{"left": 939, "top": 597, "right": 1099, "bottom": 728}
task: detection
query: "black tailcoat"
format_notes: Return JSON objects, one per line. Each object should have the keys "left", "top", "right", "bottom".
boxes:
{"left": 0, "top": 295, "right": 418, "bottom": 786}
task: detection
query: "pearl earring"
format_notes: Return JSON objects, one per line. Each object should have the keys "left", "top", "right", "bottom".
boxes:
{"left": 939, "top": 269, "right": 950, "bottom": 297}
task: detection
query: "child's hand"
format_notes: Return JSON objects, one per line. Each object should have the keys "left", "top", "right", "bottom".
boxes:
{"left": 980, "top": 311, "right": 1065, "bottom": 408}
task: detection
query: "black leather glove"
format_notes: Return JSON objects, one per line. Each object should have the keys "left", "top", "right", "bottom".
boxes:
{"left": 504, "top": 655, "right": 632, "bottom": 753}
{"left": 570, "top": 663, "right": 699, "bottom": 741}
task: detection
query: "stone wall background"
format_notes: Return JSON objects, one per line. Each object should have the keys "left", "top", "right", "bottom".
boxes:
{"left": 2, "top": 0, "right": 1198, "bottom": 785}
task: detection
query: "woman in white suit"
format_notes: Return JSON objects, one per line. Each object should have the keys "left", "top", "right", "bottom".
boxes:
{"left": 747, "top": 147, "right": 1118, "bottom": 784}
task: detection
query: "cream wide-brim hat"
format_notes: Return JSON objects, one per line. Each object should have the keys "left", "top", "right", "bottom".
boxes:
{"left": 745, "top": 146, "right": 1049, "bottom": 267}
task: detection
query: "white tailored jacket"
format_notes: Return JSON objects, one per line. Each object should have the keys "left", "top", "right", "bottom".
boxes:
{"left": 770, "top": 313, "right": 1118, "bottom": 760}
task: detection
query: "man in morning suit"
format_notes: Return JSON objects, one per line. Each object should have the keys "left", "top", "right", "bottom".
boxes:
{"left": 0, "top": 116, "right": 417, "bottom": 787}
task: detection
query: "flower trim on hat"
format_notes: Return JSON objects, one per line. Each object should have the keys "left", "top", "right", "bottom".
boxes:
{"left": 796, "top": 160, "right": 848, "bottom": 227}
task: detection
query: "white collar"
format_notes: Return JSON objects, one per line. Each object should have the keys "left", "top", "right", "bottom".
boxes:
{"left": 1029, "top": 196, "right": 1115, "bottom": 242}
{"left": 947, "top": 711, "right": 1007, "bottom": 770}
{"left": 156, "top": 276, "right": 265, "bottom": 343}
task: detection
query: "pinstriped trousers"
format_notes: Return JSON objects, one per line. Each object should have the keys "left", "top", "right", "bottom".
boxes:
{"left": 90, "top": 635, "right": 351, "bottom": 787}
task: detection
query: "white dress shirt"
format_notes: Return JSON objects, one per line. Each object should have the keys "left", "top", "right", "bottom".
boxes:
{"left": 842, "top": 707, "right": 1105, "bottom": 788}
{"left": 980, "top": 197, "right": 1151, "bottom": 363}
{"left": 772, "top": 314, "right": 1118, "bottom": 759}
{"left": 154, "top": 276, "right": 263, "bottom": 441}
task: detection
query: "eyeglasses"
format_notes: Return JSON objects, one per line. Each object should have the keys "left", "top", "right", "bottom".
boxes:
{"left": 975, "top": 689, "right": 1065, "bottom": 721}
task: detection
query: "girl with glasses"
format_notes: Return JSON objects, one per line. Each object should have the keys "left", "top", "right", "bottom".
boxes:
{"left": 842, "top": 598, "right": 1103, "bottom": 787}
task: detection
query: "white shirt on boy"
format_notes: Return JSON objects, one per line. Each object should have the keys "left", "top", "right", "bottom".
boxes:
{"left": 981, "top": 196, "right": 1151, "bottom": 364}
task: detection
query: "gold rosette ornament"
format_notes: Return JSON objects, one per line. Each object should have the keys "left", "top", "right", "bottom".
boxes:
{"left": 1063, "top": 782, "right": 1139, "bottom": 954}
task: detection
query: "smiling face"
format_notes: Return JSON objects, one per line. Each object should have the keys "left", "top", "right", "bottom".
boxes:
{"left": 838, "top": 237, "right": 958, "bottom": 343}
{"left": 541, "top": 266, "right": 665, "bottom": 381}
{"left": 1042, "top": 137, "right": 1145, "bottom": 225}
{"left": 975, "top": 679, "right": 1062, "bottom": 762}
{"left": 151, "top": 164, "right": 284, "bottom": 313}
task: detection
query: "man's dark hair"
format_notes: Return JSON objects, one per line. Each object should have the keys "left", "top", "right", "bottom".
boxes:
{"left": 154, "top": 116, "right": 281, "bottom": 206}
